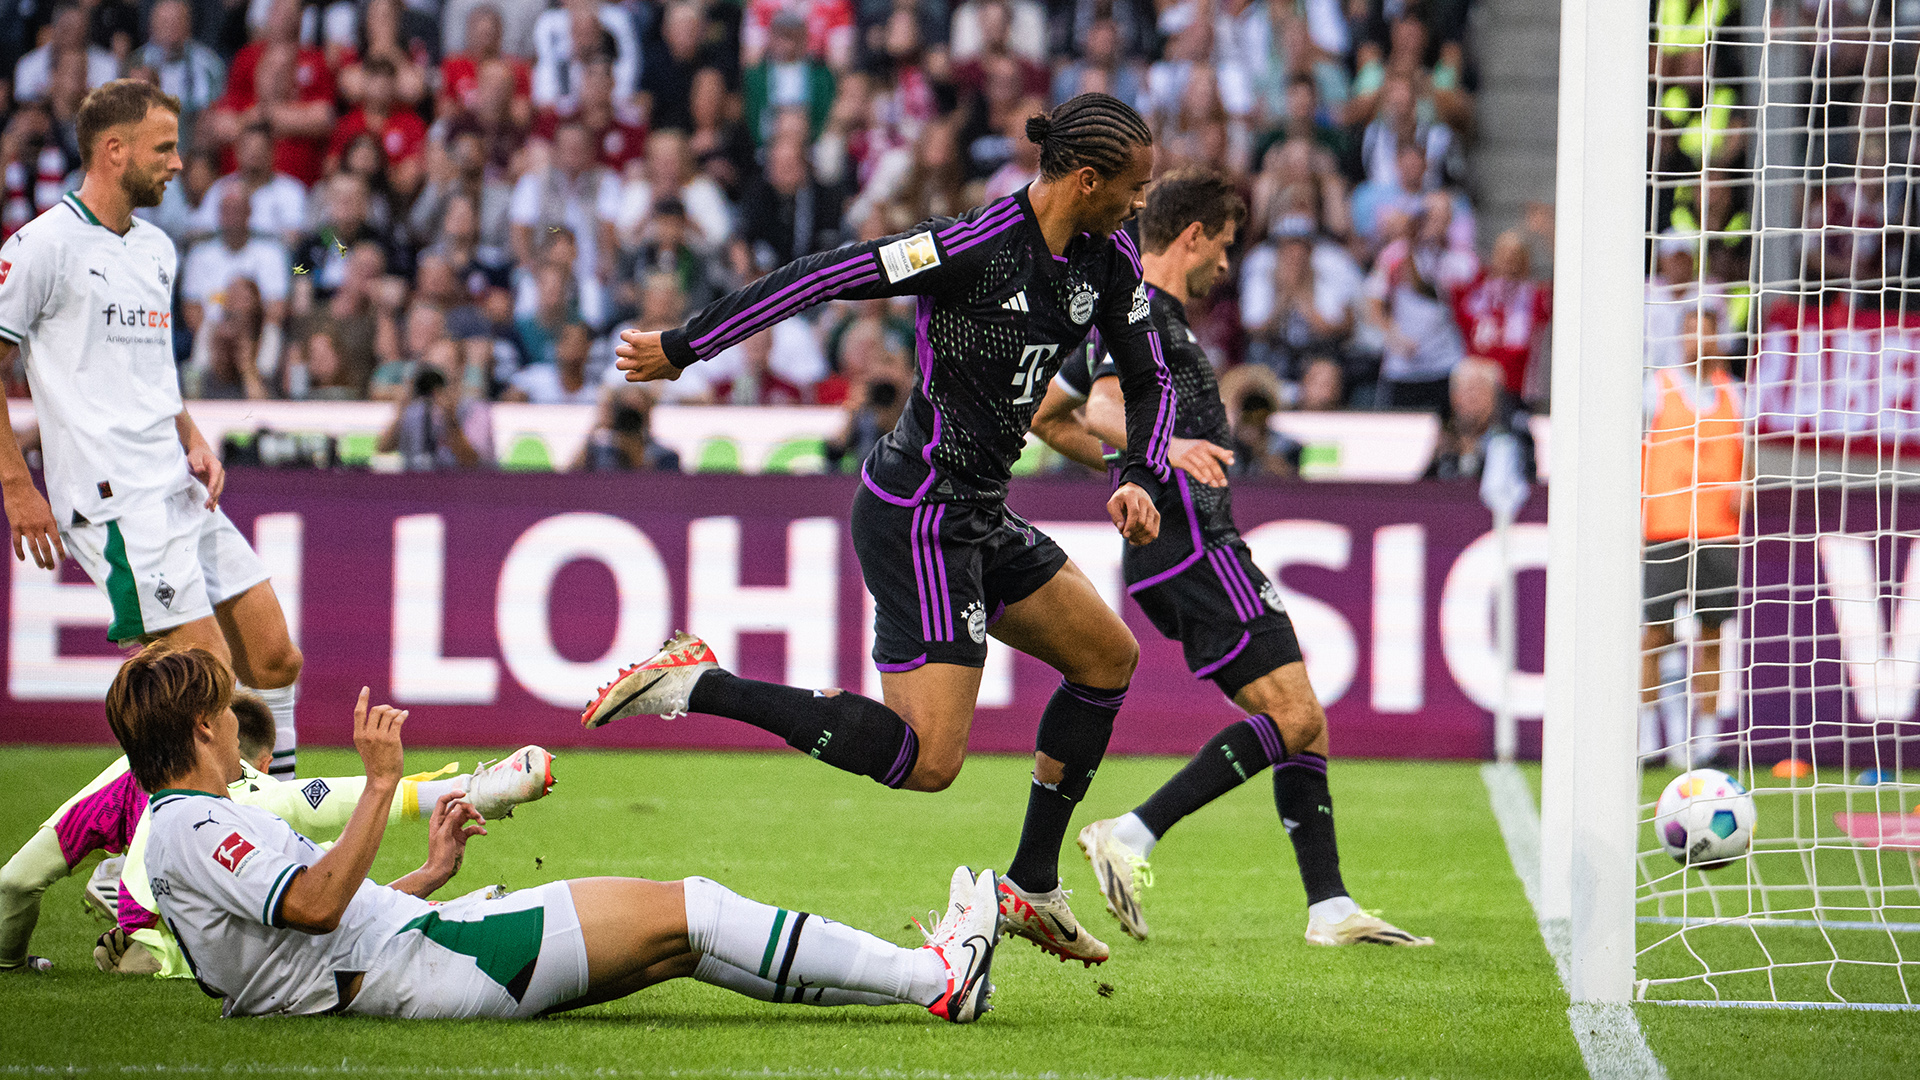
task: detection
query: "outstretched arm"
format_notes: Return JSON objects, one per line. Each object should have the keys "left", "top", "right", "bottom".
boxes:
{"left": 277, "top": 690, "right": 405, "bottom": 934}
{"left": 1086, "top": 376, "right": 1233, "bottom": 487}
{"left": 1028, "top": 379, "right": 1107, "bottom": 472}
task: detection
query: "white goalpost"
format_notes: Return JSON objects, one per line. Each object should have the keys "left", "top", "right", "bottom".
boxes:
{"left": 1545, "top": 0, "right": 1920, "bottom": 1011}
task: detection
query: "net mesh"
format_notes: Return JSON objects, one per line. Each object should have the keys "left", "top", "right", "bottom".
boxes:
{"left": 1633, "top": 0, "right": 1920, "bottom": 1006}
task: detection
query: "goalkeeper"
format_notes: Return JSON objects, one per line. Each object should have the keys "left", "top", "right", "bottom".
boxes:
{"left": 114, "top": 644, "right": 1003, "bottom": 1022}
{"left": 0, "top": 693, "right": 556, "bottom": 975}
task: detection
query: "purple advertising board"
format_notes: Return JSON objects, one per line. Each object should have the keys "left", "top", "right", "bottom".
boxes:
{"left": 0, "top": 470, "right": 1551, "bottom": 759}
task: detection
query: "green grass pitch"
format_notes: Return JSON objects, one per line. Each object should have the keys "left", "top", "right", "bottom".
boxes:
{"left": 0, "top": 746, "right": 1913, "bottom": 1078}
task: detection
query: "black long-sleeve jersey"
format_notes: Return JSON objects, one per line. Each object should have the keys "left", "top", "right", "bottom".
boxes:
{"left": 660, "top": 188, "right": 1173, "bottom": 504}
{"left": 1075, "top": 287, "right": 1240, "bottom": 583}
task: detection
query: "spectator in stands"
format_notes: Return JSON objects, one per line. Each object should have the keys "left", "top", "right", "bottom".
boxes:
{"left": 183, "top": 185, "right": 291, "bottom": 379}
{"left": 872, "top": 8, "right": 940, "bottom": 135}
{"left": 548, "top": 57, "right": 649, "bottom": 173}
{"left": 688, "top": 65, "right": 754, "bottom": 196}
{"left": 377, "top": 346, "right": 493, "bottom": 469}
{"left": 330, "top": 56, "right": 429, "bottom": 196}
{"left": 640, "top": 2, "right": 716, "bottom": 132}
{"left": 371, "top": 302, "right": 452, "bottom": 401}
{"left": 439, "top": 4, "right": 532, "bottom": 121}
{"left": 1242, "top": 226, "right": 1355, "bottom": 386}
{"left": 191, "top": 277, "right": 272, "bottom": 400}
{"left": 1247, "top": 137, "right": 1350, "bottom": 245}
{"left": 625, "top": 196, "right": 724, "bottom": 312}
{"left": 951, "top": 0, "right": 1047, "bottom": 103}
{"left": 1298, "top": 353, "right": 1347, "bottom": 411}
{"left": 442, "top": 0, "right": 543, "bottom": 60}
{"left": 1358, "top": 72, "right": 1453, "bottom": 189}
{"left": 423, "top": 190, "right": 515, "bottom": 300}
{"left": 509, "top": 121, "right": 618, "bottom": 291}
{"left": 608, "top": 127, "right": 735, "bottom": 258}
{"left": 579, "top": 387, "right": 682, "bottom": 472}
{"left": 1363, "top": 193, "right": 1477, "bottom": 412}
{"left": 824, "top": 335, "right": 911, "bottom": 471}
{"left": 293, "top": 241, "right": 388, "bottom": 395}
{"left": 135, "top": 0, "right": 226, "bottom": 147}
{"left": 195, "top": 122, "right": 307, "bottom": 245}
{"left": 982, "top": 97, "right": 1041, "bottom": 202}
{"left": 1226, "top": 389, "right": 1300, "bottom": 479}
{"left": 506, "top": 321, "right": 601, "bottom": 404}
{"left": 284, "top": 326, "right": 362, "bottom": 401}
{"left": 531, "top": 0, "right": 641, "bottom": 113}
{"left": 413, "top": 126, "right": 515, "bottom": 252}
{"left": 15, "top": 2, "right": 116, "bottom": 103}
{"left": 1455, "top": 228, "right": 1551, "bottom": 402}
{"left": 848, "top": 119, "right": 967, "bottom": 230}
{"left": 202, "top": 0, "right": 336, "bottom": 186}
{"left": 709, "top": 329, "right": 810, "bottom": 406}
{"left": 1351, "top": 142, "right": 1428, "bottom": 244}
{"left": 339, "top": 0, "right": 435, "bottom": 108}
{"left": 743, "top": 10, "right": 836, "bottom": 145}
{"left": 950, "top": 0, "right": 1045, "bottom": 67}
{"left": 741, "top": 134, "right": 846, "bottom": 269}
{"left": 1050, "top": 17, "right": 1142, "bottom": 110}
{"left": 137, "top": 147, "right": 220, "bottom": 249}
{"left": 295, "top": 173, "right": 389, "bottom": 309}
{"left": 743, "top": 0, "right": 856, "bottom": 72}
{"left": 1425, "top": 357, "right": 1533, "bottom": 482}
{"left": 465, "top": 61, "right": 533, "bottom": 173}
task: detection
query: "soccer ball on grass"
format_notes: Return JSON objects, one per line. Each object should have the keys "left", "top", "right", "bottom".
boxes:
{"left": 1655, "top": 768, "right": 1757, "bottom": 870}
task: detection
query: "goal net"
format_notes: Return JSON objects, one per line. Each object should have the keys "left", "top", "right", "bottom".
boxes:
{"left": 1633, "top": 0, "right": 1920, "bottom": 1007}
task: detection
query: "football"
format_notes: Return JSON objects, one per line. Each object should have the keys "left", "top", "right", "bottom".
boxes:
{"left": 1655, "top": 769, "right": 1758, "bottom": 870}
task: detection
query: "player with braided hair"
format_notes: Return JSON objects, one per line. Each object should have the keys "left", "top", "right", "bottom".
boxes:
{"left": 601, "top": 93, "right": 1170, "bottom": 967}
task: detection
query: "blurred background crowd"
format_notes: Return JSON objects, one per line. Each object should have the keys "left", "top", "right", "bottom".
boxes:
{"left": 0, "top": 0, "right": 1580, "bottom": 477}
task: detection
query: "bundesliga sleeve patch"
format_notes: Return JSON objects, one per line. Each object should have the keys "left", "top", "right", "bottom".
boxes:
{"left": 212, "top": 831, "right": 257, "bottom": 874}
{"left": 878, "top": 232, "right": 941, "bottom": 284}
{"left": 0, "top": 260, "right": 11, "bottom": 285}
{"left": 1128, "top": 283, "right": 1150, "bottom": 325}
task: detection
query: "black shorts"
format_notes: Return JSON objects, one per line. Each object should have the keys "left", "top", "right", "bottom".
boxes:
{"left": 851, "top": 484, "right": 1069, "bottom": 669}
{"left": 1128, "top": 537, "right": 1304, "bottom": 699}
{"left": 1643, "top": 539, "right": 1739, "bottom": 628}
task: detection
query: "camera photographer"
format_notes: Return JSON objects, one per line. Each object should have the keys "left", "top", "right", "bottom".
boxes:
{"left": 374, "top": 344, "right": 492, "bottom": 470}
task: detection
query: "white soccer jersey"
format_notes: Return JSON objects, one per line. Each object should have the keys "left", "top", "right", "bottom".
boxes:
{"left": 0, "top": 193, "right": 191, "bottom": 525}
{"left": 144, "top": 789, "right": 431, "bottom": 1016}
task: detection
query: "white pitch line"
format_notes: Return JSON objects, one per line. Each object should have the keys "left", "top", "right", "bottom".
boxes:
{"left": 0, "top": 1065, "right": 1276, "bottom": 1080}
{"left": 1481, "top": 763, "right": 1668, "bottom": 1080}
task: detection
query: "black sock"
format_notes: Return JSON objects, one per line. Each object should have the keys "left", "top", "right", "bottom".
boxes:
{"left": 1273, "top": 752, "right": 1346, "bottom": 905}
{"left": 1006, "top": 681, "right": 1124, "bottom": 893}
{"left": 687, "top": 670, "right": 920, "bottom": 788}
{"left": 1133, "top": 715, "right": 1286, "bottom": 839}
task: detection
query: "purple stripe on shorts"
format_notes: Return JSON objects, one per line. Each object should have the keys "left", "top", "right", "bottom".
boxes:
{"left": 1193, "top": 632, "right": 1252, "bottom": 679}
{"left": 861, "top": 464, "right": 921, "bottom": 507}
{"left": 1208, "top": 549, "right": 1256, "bottom": 621}
{"left": 1127, "top": 549, "right": 1203, "bottom": 594}
{"left": 1276, "top": 752, "right": 1328, "bottom": 776}
{"left": 1060, "top": 680, "right": 1128, "bottom": 710}
{"left": 1245, "top": 715, "right": 1285, "bottom": 764}
{"left": 883, "top": 724, "right": 921, "bottom": 788}
{"left": 1221, "top": 550, "right": 1264, "bottom": 618}
{"left": 701, "top": 267, "right": 880, "bottom": 358}
{"left": 876, "top": 655, "right": 928, "bottom": 673}
{"left": 918, "top": 504, "right": 944, "bottom": 641}
{"left": 694, "top": 252, "right": 871, "bottom": 351}
{"left": 910, "top": 504, "right": 933, "bottom": 641}
{"left": 1178, "top": 471, "right": 1204, "bottom": 553}
{"left": 931, "top": 504, "right": 953, "bottom": 641}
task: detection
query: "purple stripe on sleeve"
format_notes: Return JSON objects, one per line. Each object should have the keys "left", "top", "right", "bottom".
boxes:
{"left": 1245, "top": 715, "right": 1285, "bottom": 764}
{"left": 861, "top": 464, "right": 921, "bottom": 507}
{"left": 700, "top": 267, "right": 880, "bottom": 358}
{"left": 946, "top": 214, "right": 1027, "bottom": 257}
{"left": 937, "top": 201, "right": 1019, "bottom": 244}
{"left": 1193, "top": 632, "right": 1252, "bottom": 679}
{"left": 883, "top": 724, "right": 921, "bottom": 787}
{"left": 1114, "top": 229, "right": 1143, "bottom": 277}
{"left": 909, "top": 504, "right": 933, "bottom": 641}
{"left": 931, "top": 504, "right": 953, "bottom": 641}
{"left": 876, "top": 655, "right": 928, "bottom": 673}
{"left": 694, "top": 252, "right": 870, "bottom": 351}
{"left": 913, "top": 296, "right": 944, "bottom": 502}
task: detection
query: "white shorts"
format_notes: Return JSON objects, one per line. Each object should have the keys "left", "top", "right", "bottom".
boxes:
{"left": 61, "top": 485, "right": 270, "bottom": 642}
{"left": 346, "top": 882, "right": 591, "bottom": 1020}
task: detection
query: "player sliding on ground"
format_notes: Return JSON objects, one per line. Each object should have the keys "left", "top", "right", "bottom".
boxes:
{"left": 598, "top": 93, "right": 1175, "bottom": 967}
{"left": 0, "top": 80, "right": 305, "bottom": 779}
{"left": 1028, "top": 170, "right": 1430, "bottom": 947}
{"left": 0, "top": 689, "right": 557, "bottom": 975}
{"left": 118, "top": 644, "right": 1003, "bottom": 1021}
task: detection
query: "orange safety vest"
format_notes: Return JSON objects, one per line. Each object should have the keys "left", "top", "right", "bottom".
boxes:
{"left": 1643, "top": 368, "right": 1743, "bottom": 541}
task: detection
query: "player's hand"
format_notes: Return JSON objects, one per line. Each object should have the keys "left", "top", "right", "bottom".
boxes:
{"left": 614, "top": 329, "right": 681, "bottom": 382}
{"left": 424, "top": 791, "right": 487, "bottom": 880}
{"left": 186, "top": 443, "right": 225, "bottom": 510}
{"left": 1169, "top": 437, "right": 1234, "bottom": 487}
{"left": 3, "top": 483, "right": 66, "bottom": 569}
{"left": 1107, "top": 483, "right": 1160, "bottom": 547}
{"left": 351, "top": 687, "right": 408, "bottom": 788}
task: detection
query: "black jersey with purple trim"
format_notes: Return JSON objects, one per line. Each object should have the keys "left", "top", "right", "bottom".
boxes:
{"left": 659, "top": 188, "right": 1173, "bottom": 503}
{"left": 1088, "top": 288, "right": 1241, "bottom": 583}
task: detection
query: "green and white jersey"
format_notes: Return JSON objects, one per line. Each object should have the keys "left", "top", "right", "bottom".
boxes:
{"left": 145, "top": 789, "right": 432, "bottom": 1016}
{"left": 0, "top": 193, "right": 189, "bottom": 525}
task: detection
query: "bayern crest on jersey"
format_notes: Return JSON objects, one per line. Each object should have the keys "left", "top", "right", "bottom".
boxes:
{"left": 1069, "top": 284, "right": 1096, "bottom": 324}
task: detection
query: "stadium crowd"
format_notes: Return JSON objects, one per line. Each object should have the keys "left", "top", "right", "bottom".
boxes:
{"left": 0, "top": 0, "right": 1558, "bottom": 476}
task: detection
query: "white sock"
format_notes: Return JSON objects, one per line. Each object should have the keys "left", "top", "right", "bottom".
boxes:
{"left": 1309, "top": 895, "right": 1361, "bottom": 922}
{"left": 248, "top": 684, "right": 299, "bottom": 779}
{"left": 1638, "top": 705, "right": 1660, "bottom": 756}
{"left": 413, "top": 778, "right": 466, "bottom": 812}
{"left": 1113, "top": 812, "right": 1158, "bottom": 857}
{"left": 681, "top": 876, "right": 943, "bottom": 1006}
{"left": 692, "top": 954, "right": 899, "bottom": 1006}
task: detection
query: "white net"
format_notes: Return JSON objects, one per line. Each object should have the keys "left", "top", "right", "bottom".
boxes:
{"left": 1633, "top": 0, "right": 1920, "bottom": 1007}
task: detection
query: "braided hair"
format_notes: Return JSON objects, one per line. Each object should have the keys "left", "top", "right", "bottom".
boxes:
{"left": 1025, "top": 92, "right": 1153, "bottom": 181}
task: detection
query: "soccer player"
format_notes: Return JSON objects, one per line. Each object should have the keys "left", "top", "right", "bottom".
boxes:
{"left": 0, "top": 689, "right": 557, "bottom": 974}
{"left": 0, "top": 80, "right": 306, "bottom": 779}
{"left": 119, "top": 644, "right": 1002, "bottom": 1022}
{"left": 595, "top": 93, "right": 1175, "bottom": 967}
{"left": 1028, "top": 170, "right": 1432, "bottom": 947}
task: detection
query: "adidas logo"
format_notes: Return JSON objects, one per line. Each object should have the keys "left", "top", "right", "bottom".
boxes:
{"left": 1001, "top": 291, "right": 1029, "bottom": 312}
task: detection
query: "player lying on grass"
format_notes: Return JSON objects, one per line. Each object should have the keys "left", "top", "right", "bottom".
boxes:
{"left": 0, "top": 690, "right": 557, "bottom": 975}
{"left": 117, "top": 643, "right": 1003, "bottom": 1021}
{"left": 1028, "top": 170, "right": 1430, "bottom": 947}
{"left": 600, "top": 93, "right": 1174, "bottom": 967}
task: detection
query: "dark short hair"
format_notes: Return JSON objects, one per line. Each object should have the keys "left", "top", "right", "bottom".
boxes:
{"left": 232, "top": 691, "right": 276, "bottom": 765}
{"left": 77, "top": 79, "right": 181, "bottom": 169}
{"left": 362, "top": 55, "right": 397, "bottom": 80}
{"left": 1024, "top": 92, "right": 1152, "bottom": 181}
{"left": 105, "top": 644, "right": 234, "bottom": 793}
{"left": 1139, "top": 168, "right": 1247, "bottom": 253}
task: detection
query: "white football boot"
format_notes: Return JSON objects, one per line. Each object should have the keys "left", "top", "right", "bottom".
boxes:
{"left": 1304, "top": 910, "right": 1434, "bottom": 947}
{"left": 1077, "top": 818, "right": 1153, "bottom": 941}
{"left": 997, "top": 878, "right": 1110, "bottom": 966}
{"left": 460, "top": 746, "right": 556, "bottom": 819}
{"left": 922, "top": 868, "right": 1001, "bottom": 1023}
{"left": 582, "top": 632, "right": 719, "bottom": 728}
{"left": 84, "top": 856, "right": 124, "bottom": 920}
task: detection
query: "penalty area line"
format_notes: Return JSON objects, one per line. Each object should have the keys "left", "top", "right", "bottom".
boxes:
{"left": 0, "top": 1066, "right": 1275, "bottom": 1080}
{"left": 1481, "top": 763, "right": 1669, "bottom": 1080}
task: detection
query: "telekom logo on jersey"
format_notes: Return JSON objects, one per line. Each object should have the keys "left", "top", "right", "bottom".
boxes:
{"left": 100, "top": 302, "right": 170, "bottom": 329}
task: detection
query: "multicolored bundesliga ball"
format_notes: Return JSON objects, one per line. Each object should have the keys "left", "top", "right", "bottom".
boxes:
{"left": 1655, "top": 768, "right": 1757, "bottom": 870}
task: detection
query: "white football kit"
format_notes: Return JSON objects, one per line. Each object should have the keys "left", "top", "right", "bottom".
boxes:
{"left": 145, "top": 790, "right": 588, "bottom": 1018}
{"left": 0, "top": 192, "right": 267, "bottom": 639}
